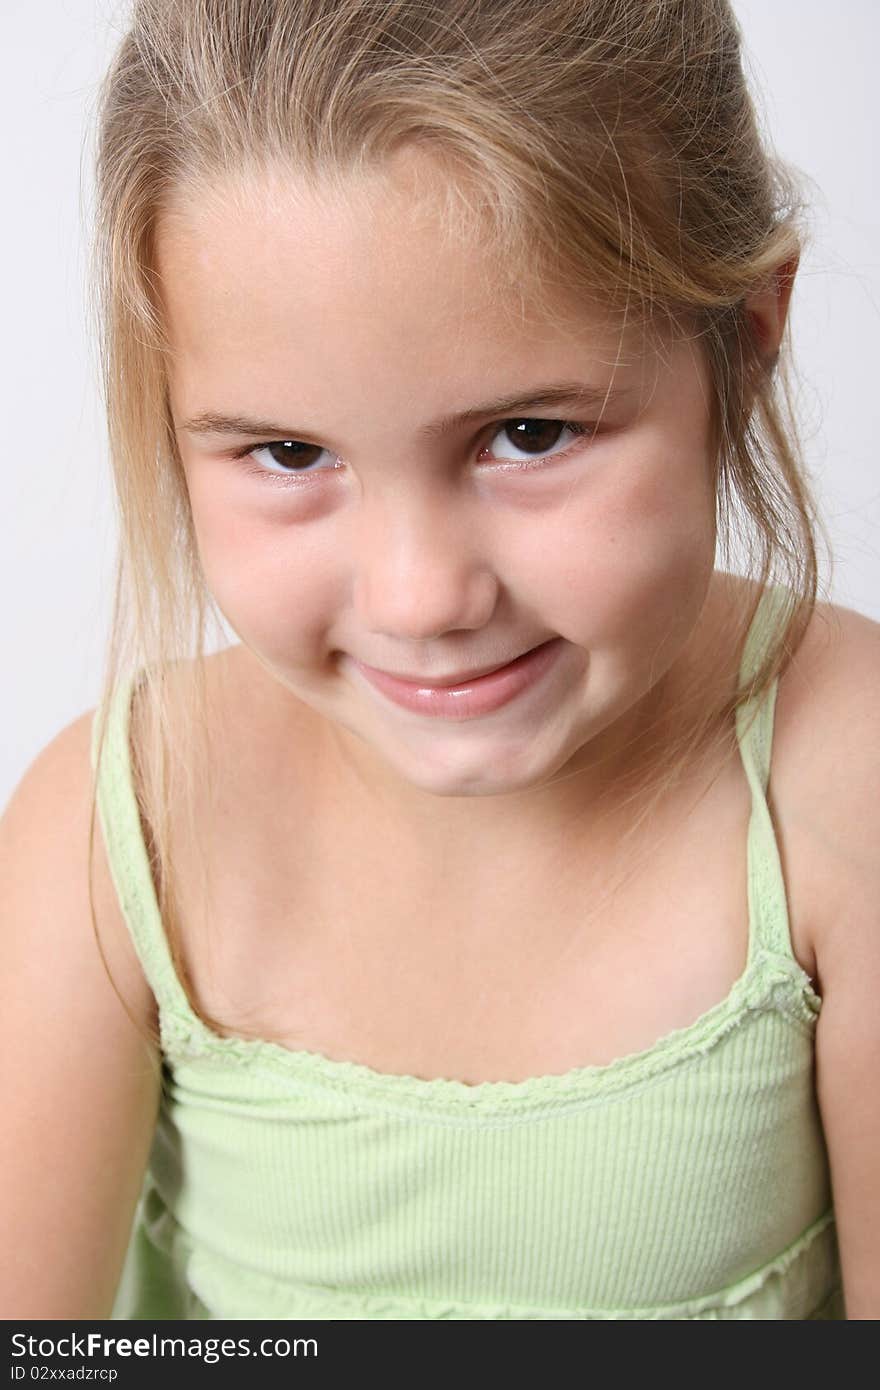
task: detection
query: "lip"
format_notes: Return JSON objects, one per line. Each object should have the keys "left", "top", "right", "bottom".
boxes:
{"left": 369, "top": 651, "right": 536, "bottom": 686}
{"left": 349, "top": 638, "right": 565, "bottom": 719}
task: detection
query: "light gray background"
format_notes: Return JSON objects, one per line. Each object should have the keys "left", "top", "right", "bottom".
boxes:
{"left": 2, "top": 0, "right": 878, "bottom": 802}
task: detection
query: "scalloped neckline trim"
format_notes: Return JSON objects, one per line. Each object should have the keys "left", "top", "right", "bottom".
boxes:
{"left": 159, "top": 946, "right": 821, "bottom": 1117}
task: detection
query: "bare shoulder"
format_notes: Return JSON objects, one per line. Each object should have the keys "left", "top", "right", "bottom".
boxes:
{"left": 1, "top": 706, "right": 158, "bottom": 1037}
{"left": 772, "top": 595, "right": 879, "bottom": 842}
{"left": 773, "top": 600, "right": 880, "bottom": 1319}
{"left": 770, "top": 595, "right": 880, "bottom": 982}
{"left": 0, "top": 710, "right": 160, "bottom": 1316}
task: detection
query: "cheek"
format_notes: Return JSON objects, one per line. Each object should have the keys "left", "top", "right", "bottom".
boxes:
{"left": 187, "top": 481, "right": 339, "bottom": 650}
{"left": 541, "top": 449, "right": 716, "bottom": 642}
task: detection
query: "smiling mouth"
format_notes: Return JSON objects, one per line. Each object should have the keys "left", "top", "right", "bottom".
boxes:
{"left": 349, "top": 637, "right": 566, "bottom": 719}
{"left": 361, "top": 643, "right": 550, "bottom": 688}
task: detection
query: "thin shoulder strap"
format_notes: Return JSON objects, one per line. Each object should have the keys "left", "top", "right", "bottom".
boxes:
{"left": 734, "top": 585, "right": 795, "bottom": 962}
{"left": 90, "top": 673, "right": 202, "bottom": 1049}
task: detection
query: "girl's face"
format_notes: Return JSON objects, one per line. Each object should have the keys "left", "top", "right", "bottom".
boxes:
{"left": 157, "top": 150, "right": 718, "bottom": 814}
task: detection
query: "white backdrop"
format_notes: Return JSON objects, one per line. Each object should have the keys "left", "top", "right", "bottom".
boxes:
{"left": 2, "top": 0, "right": 878, "bottom": 802}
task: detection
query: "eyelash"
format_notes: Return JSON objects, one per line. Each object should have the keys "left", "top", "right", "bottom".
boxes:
{"left": 228, "top": 418, "right": 598, "bottom": 488}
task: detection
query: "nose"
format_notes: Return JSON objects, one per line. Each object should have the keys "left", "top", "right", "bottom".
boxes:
{"left": 351, "top": 488, "right": 498, "bottom": 641}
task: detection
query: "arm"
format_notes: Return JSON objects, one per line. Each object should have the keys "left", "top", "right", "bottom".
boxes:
{"left": 804, "top": 605, "right": 880, "bottom": 1319}
{"left": 0, "top": 710, "right": 162, "bottom": 1318}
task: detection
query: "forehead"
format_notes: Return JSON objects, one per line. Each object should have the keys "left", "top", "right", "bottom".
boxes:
{"left": 153, "top": 153, "right": 665, "bottom": 409}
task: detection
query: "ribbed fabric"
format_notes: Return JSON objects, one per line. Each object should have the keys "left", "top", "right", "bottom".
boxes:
{"left": 92, "top": 584, "right": 845, "bottom": 1320}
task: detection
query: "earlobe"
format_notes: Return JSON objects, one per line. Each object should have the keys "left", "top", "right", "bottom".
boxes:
{"left": 744, "top": 254, "right": 799, "bottom": 365}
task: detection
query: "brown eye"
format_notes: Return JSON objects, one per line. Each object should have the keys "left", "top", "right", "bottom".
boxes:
{"left": 504, "top": 419, "right": 569, "bottom": 453}
{"left": 486, "top": 418, "right": 592, "bottom": 467}
{"left": 256, "top": 441, "right": 326, "bottom": 472}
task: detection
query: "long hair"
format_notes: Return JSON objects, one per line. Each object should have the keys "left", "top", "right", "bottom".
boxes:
{"left": 86, "top": 0, "right": 832, "bottom": 1048}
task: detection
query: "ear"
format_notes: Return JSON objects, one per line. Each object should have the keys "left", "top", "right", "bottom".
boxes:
{"left": 743, "top": 254, "right": 799, "bottom": 366}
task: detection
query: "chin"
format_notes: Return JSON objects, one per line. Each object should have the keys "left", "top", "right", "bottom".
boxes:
{"left": 389, "top": 733, "right": 575, "bottom": 800}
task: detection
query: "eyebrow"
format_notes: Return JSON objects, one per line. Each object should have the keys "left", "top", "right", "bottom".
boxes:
{"left": 179, "top": 381, "right": 636, "bottom": 442}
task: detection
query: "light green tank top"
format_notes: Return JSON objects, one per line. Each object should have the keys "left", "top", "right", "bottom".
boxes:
{"left": 92, "top": 584, "right": 845, "bottom": 1319}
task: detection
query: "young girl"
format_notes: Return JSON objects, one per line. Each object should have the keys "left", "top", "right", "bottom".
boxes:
{"left": 2, "top": 0, "right": 877, "bottom": 1321}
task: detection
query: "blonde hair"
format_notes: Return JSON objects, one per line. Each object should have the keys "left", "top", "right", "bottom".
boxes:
{"left": 87, "top": 0, "right": 833, "bottom": 1049}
